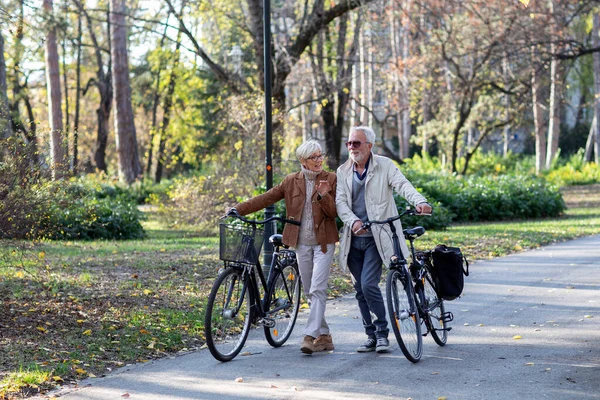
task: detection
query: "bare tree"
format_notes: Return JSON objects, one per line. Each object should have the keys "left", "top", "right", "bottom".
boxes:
{"left": 545, "top": 0, "right": 563, "bottom": 169}
{"left": 110, "top": 0, "right": 141, "bottom": 183}
{"left": 44, "top": 0, "right": 67, "bottom": 179}
{"left": 74, "top": 0, "right": 113, "bottom": 172}
{"left": 153, "top": 6, "right": 184, "bottom": 183}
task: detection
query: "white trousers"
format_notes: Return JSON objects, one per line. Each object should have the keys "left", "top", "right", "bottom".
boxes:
{"left": 295, "top": 243, "right": 335, "bottom": 338}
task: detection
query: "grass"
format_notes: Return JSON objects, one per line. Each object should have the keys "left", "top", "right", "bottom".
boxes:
{"left": 1, "top": 186, "right": 599, "bottom": 399}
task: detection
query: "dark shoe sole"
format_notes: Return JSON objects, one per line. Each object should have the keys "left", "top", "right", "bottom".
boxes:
{"left": 301, "top": 346, "right": 313, "bottom": 354}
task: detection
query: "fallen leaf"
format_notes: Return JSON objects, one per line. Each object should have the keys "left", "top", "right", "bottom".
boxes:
{"left": 300, "top": 303, "right": 309, "bottom": 309}
{"left": 525, "top": 362, "right": 535, "bottom": 366}
{"left": 584, "top": 315, "right": 593, "bottom": 319}
{"left": 235, "top": 377, "right": 244, "bottom": 383}
{"left": 52, "top": 376, "right": 63, "bottom": 382}
{"left": 75, "top": 368, "right": 87, "bottom": 374}
{"left": 121, "top": 393, "right": 130, "bottom": 398}
{"left": 513, "top": 335, "right": 522, "bottom": 340}
{"left": 82, "top": 329, "right": 92, "bottom": 336}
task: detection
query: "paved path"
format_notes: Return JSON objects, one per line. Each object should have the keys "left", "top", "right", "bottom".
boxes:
{"left": 48, "top": 235, "right": 600, "bottom": 399}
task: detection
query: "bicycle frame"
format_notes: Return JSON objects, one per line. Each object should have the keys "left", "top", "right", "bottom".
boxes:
{"left": 226, "top": 227, "right": 296, "bottom": 327}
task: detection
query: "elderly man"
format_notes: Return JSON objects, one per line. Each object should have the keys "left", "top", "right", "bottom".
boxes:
{"left": 336, "top": 126, "right": 432, "bottom": 353}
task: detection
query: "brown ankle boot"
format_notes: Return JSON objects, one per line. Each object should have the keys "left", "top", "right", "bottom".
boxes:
{"left": 301, "top": 335, "right": 316, "bottom": 354}
{"left": 313, "top": 334, "right": 335, "bottom": 352}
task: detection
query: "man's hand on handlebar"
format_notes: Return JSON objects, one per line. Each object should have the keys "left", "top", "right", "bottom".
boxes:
{"left": 352, "top": 220, "right": 366, "bottom": 235}
{"left": 415, "top": 203, "right": 433, "bottom": 215}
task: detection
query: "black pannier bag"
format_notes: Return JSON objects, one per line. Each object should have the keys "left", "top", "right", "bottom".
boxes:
{"left": 430, "top": 244, "right": 469, "bottom": 301}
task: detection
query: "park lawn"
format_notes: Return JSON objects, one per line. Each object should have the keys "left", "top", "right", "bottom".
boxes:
{"left": 1, "top": 199, "right": 599, "bottom": 398}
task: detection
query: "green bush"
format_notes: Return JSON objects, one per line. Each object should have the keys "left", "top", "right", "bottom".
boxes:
{"left": 0, "top": 142, "right": 145, "bottom": 240}
{"left": 407, "top": 172, "right": 566, "bottom": 222}
{"left": 43, "top": 190, "right": 145, "bottom": 240}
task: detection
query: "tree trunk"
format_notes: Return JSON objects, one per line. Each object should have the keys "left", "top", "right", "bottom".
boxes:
{"left": 44, "top": 0, "right": 66, "bottom": 179}
{"left": 147, "top": 14, "right": 170, "bottom": 176}
{"left": 110, "top": 0, "right": 141, "bottom": 183}
{"left": 531, "top": 46, "right": 546, "bottom": 174}
{"left": 545, "top": 4, "right": 562, "bottom": 170}
{"left": 154, "top": 24, "right": 182, "bottom": 183}
{"left": 585, "top": 114, "right": 595, "bottom": 162}
{"left": 62, "top": 33, "right": 70, "bottom": 168}
{"left": 73, "top": 7, "right": 82, "bottom": 175}
{"left": 593, "top": 13, "right": 600, "bottom": 164}
{"left": 0, "top": 32, "right": 12, "bottom": 140}
{"left": 502, "top": 52, "right": 510, "bottom": 157}
{"left": 76, "top": 0, "right": 113, "bottom": 172}
{"left": 399, "top": 0, "right": 412, "bottom": 160}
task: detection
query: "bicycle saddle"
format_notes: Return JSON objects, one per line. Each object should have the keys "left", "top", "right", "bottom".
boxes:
{"left": 269, "top": 234, "right": 288, "bottom": 248}
{"left": 403, "top": 226, "right": 425, "bottom": 239}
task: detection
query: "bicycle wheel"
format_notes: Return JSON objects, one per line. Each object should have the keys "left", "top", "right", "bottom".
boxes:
{"left": 386, "top": 268, "right": 422, "bottom": 362}
{"left": 423, "top": 267, "right": 447, "bottom": 346}
{"left": 264, "top": 262, "right": 302, "bottom": 347}
{"left": 204, "top": 267, "right": 253, "bottom": 361}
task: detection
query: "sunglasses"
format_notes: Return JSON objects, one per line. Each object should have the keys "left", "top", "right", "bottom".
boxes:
{"left": 307, "top": 154, "right": 325, "bottom": 161}
{"left": 345, "top": 140, "right": 368, "bottom": 148}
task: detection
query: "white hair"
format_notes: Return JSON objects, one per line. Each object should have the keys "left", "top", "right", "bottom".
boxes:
{"left": 296, "top": 139, "right": 322, "bottom": 161}
{"left": 350, "top": 126, "right": 376, "bottom": 145}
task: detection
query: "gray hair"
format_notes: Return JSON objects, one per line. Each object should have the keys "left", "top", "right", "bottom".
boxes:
{"left": 350, "top": 126, "right": 376, "bottom": 146}
{"left": 296, "top": 139, "right": 323, "bottom": 161}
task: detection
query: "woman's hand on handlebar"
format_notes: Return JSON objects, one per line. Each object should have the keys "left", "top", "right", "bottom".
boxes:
{"left": 224, "top": 207, "right": 239, "bottom": 217}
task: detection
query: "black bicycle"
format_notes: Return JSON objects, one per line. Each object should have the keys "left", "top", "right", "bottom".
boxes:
{"left": 204, "top": 210, "right": 302, "bottom": 362}
{"left": 362, "top": 208, "right": 453, "bottom": 363}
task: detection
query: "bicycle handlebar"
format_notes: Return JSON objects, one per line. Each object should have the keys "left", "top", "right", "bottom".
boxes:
{"left": 362, "top": 207, "right": 431, "bottom": 230}
{"left": 223, "top": 208, "right": 301, "bottom": 226}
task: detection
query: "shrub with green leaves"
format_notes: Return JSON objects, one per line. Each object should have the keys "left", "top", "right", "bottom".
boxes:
{"left": 0, "top": 142, "right": 145, "bottom": 240}
{"left": 407, "top": 172, "right": 566, "bottom": 222}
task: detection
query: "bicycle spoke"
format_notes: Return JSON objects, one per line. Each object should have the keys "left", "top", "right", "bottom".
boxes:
{"left": 264, "top": 263, "right": 301, "bottom": 347}
{"left": 205, "top": 268, "right": 252, "bottom": 361}
{"left": 387, "top": 269, "right": 422, "bottom": 362}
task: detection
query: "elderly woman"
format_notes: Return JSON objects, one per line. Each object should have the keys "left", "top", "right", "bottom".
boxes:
{"left": 229, "top": 140, "right": 338, "bottom": 354}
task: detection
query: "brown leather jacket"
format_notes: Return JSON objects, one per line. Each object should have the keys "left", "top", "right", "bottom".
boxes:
{"left": 235, "top": 170, "right": 338, "bottom": 253}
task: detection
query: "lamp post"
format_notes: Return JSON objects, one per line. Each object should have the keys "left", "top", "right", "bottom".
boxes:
{"left": 262, "top": 0, "right": 275, "bottom": 273}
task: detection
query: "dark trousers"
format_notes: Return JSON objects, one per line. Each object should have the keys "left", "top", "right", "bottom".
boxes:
{"left": 347, "top": 236, "right": 389, "bottom": 339}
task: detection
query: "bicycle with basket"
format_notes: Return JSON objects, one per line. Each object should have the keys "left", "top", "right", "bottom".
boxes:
{"left": 204, "top": 209, "right": 302, "bottom": 362}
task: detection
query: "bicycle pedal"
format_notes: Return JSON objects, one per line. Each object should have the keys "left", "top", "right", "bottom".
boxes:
{"left": 258, "top": 318, "right": 276, "bottom": 328}
{"left": 441, "top": 311, "right": 454, "bottom": 323}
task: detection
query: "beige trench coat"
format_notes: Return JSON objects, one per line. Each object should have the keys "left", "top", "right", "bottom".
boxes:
{"left": 335, "top": 154, "right": 428, "bottom": 272}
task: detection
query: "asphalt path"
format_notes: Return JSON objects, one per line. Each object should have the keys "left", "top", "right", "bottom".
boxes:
{"left": 47, "top": 234, "right": 600, "bottom": 400}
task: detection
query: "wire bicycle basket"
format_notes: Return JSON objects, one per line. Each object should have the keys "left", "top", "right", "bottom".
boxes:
{"left": 219, "top": 222, "right": 265, "bottom": 265}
